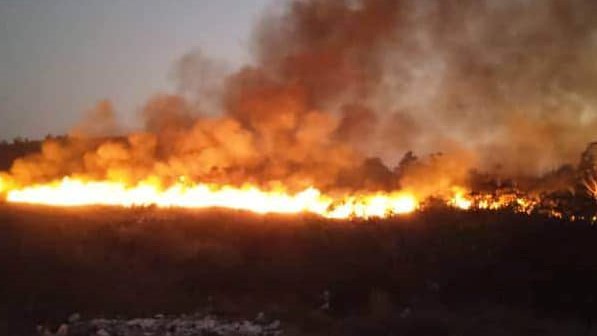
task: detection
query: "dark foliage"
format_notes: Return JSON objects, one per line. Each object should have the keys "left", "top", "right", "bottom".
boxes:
{"left": 0, "top": 139, "right": 41, "bottom": 171}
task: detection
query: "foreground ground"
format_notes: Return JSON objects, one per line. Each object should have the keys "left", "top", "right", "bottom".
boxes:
{"left": 2, "top": 204, "right": 597, "bottom": 335}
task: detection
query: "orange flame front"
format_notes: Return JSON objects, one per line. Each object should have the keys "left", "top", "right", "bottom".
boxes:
{"left": 3, "top": 177, "right": 419, "bottom": 219}
{"left": 0, "top": 174, "right": 547, "bottom": 219}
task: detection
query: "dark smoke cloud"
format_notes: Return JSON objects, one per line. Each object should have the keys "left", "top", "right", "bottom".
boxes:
{"left": 354, "top": 0, "right": 597, "bottom": 175}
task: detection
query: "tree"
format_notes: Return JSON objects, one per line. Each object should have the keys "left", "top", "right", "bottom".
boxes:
{"left": 579, "top": 142, "right": 597, "bottom": 199}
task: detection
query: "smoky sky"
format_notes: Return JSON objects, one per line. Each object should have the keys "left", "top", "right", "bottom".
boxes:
{"left": 249, "top": 0, "right": 597, "bottom": 176}
{"left": 4, "top": 0, "right": 597, "bottom": 194}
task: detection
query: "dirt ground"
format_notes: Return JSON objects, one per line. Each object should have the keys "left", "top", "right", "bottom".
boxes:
{"left": 2, "top": 204, "right": 597, "bottom": 335}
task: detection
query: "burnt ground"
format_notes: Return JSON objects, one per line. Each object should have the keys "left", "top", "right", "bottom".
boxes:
{"left": 2, "top": 204, "right": 597, "bottom": 335}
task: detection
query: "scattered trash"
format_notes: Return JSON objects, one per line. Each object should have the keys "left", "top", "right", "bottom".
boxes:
{"left": 50, "top": 313, "right": 283, "bottom": 336}
{"left": 96, "top": 329, "right": 110, "bottom": 336}
{"left": 37, "top": 324, "right": 68, "bottom": 336}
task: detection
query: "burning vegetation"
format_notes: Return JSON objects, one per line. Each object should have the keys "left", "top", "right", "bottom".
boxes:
{"left": 1, "top": 0, "right": 597, "bottom": 220}
{"left": 6, "top": 2, "right": 597, "bottom": 334}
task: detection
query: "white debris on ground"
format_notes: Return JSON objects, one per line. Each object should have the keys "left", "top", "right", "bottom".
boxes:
{"left": 42, "top": 313, "right": 283, "bottom": 336}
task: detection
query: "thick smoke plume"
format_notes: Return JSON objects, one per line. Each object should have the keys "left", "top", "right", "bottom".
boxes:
{"left": 5, "top": 0, "right": 597, "bottom": 197}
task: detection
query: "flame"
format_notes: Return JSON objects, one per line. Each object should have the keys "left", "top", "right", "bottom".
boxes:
{"left": 461, "top": 192, "right": 539, "bottom": 214}
{"left": 449, "top": 188, "right": 473, "bottom": 210}
{"left": 0, "top": 176, "right": 552, "bottom": 219}
{"left": 4, "top": 177, "right": 419, "bottom": 219}
{"left": 584, "top": 174, "right": 597, "bottom": 201}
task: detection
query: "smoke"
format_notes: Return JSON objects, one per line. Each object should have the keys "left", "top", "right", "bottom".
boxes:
{"left": 365, "top": 0, "right": 597, "bottom": 176}
{"left": 69, "top": 100, "right": 120, "bottom": 139}
{"left": 172, "top": 48, "right": 230, "bottom": 115}
{"left": 5, "top": 0, "right": 597, "bottom": 196}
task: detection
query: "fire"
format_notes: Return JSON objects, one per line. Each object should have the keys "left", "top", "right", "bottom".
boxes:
{"left": 584, "top": 174, "right": 597, "bottom": 201}
{"left": 4, "top": 177, "right": 419, "bottom": 219}
{"left": 449, "top": 188, "right": 473, "bottom": 210}
{"left": 1, "top": 174, "right": 553, "bottom": 219}
{"left": 324, "top": 193, "right": 418, "bottom": 219}
{"left": 2, "top": 176, "right": 547, "bottom": 219}
{"left": 0, "top": 0, "right": 595, "bottom": 225}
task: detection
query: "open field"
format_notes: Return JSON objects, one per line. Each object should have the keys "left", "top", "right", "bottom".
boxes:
{"left": 2, "top": 204, "right": 597, "bottom": 335}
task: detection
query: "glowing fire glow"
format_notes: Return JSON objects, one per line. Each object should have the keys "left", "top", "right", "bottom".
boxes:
{"left": 584, "top": 175, "right": 597, "bottom": 201}
{"left": 449, "top": 188, "right": 473, "bottom": 210}
{"left": 4, "top": 177, "right": 419, "bottom": 219}
{"left": 0, "top": 176, "right": 550, "bottom": 219}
